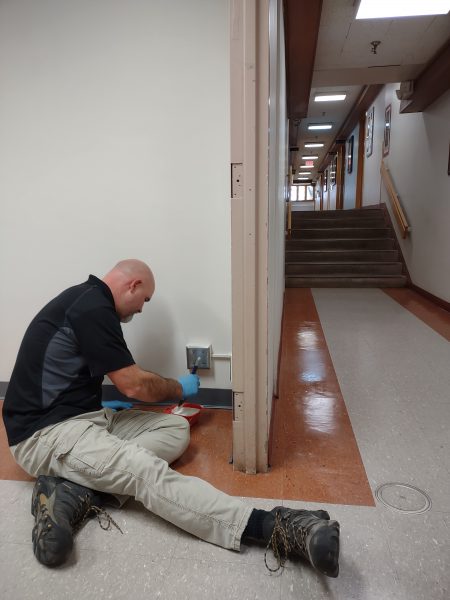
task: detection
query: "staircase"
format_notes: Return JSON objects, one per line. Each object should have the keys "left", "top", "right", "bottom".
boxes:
{"left": 285, "top": 208, "right": 407, "bottom": 288}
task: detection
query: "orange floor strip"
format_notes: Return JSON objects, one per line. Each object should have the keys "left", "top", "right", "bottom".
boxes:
{"left": 269, "top": 289, "right": 374, "bottom": 505}
{"left": 0, "top": 289, "right": 374, "bottom": 505}
{"left": 0, "top": 413, "right": 34, "bottom": 482}
{"left": 383, "top": 288, "right": 450, "bottom": 341}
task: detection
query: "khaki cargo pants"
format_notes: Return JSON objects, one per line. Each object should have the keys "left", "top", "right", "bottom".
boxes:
{"left": 11, "top": 408, "right": 252, "bottom": 551}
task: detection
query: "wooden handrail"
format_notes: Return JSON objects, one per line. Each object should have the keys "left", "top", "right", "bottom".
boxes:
{"left": 287, "top": 166, "right": 293, "bottom": 236}
{"left": 380, "top": 161, "right": 410, "bottom": 239}
{"left": 287, "top": 199, "right": 292, "bottom": 236}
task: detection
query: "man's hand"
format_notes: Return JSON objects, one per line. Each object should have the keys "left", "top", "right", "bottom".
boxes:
{"left": 177, "top": 373, "right": 200, "bottom": 398}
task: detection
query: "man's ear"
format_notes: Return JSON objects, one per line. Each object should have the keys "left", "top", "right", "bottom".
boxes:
{"left": 130, "top": 278, "right": 142, "bottom": 293}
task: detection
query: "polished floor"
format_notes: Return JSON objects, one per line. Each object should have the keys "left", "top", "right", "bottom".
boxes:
{"left": 1, "top": 288, "right": 449, "bottom": 599}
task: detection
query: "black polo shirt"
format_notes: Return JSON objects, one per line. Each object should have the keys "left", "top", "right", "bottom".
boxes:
{"left": 2, "top": 275, "right": 135, "bottom": 446}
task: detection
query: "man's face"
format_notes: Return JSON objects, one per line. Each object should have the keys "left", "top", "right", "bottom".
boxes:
{"left": 118, "top": 276, "right": 154, "bottom": 323}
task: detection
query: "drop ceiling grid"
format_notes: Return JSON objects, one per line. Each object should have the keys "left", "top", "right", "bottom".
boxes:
{"left": 315, "top": 1, "right": 450, "bottom": 71}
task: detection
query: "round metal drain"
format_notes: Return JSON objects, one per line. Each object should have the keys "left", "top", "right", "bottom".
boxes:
{"left": 375, "top": 483, "right": 432, "bottom": 514}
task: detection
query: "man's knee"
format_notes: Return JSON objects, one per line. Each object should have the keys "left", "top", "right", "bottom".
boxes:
{"left": 171, "top": 414, "right": 190, "bottom": 437}
{"left": 169, "top": 415, "right": 190, "bottom": 452}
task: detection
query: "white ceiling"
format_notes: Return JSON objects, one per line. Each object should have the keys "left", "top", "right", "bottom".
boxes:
{"left": 293, "top": 0, "right": 450, "bottom": 183}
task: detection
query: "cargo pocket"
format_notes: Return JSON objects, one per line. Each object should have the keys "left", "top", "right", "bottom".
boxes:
{"left": 51, "top": 420, "right": 122, "bottom": 476}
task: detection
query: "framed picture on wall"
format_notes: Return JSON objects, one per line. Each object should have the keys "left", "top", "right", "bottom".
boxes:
{"left": 347, "top": 135, "right": 354, "bottom": 173}
{"left": 365, "top": 106, "right": 374, "bottom": 157}
{"left": 383, "top": 104, "right": 392, "bottom": 157}
{"left": 330, "top": 155, "right": 337, "bottom": 188}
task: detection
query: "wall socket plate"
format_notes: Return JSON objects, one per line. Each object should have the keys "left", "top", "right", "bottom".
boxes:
{"left": 186, "top": 345, "right": 211, "bottom": 370}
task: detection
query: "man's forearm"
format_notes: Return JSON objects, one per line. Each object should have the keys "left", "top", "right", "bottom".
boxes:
{"left": 107, "top": 364, "right": 184, "bottom": 404}
{"left": 131, "top": 371, "right": 183, "bottom": 403}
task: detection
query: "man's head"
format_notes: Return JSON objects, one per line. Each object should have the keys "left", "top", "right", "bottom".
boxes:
{"left": 102, "top": 259, "right": 155, "bottom": 323}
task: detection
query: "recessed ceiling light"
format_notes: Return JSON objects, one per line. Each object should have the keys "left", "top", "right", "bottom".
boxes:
{"left": 298, "top": 177, "right": 310, "bottom": 180}
{"left": 308, "top": 124, "right": 332, "bottom": 130}
{"left": 314, "top": 94, "right": 347, "bottom": 102}
{"left": 356, "top": 0, "right": 450, "bottom": 19}
{"left": 301, "top": 155, "right": 319, "bottom": 160}
{"left": 300, "top": 165, "right": 312, "bottom": 169}
{"left": 299, "top": 171, "right": 311, "bottom": 175}
{"left": 305, "top": 143, "right": 324, "bottom": 148}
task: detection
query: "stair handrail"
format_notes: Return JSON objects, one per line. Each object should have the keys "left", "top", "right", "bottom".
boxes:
{"left": 286, "top": 199, "right": 292, "bottom": 236}
{"left": 380, "top": 160, "right": 410, "bottom": 239}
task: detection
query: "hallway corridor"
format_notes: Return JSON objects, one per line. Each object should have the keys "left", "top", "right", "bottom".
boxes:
{"left": 0, "top": 288, "right": 449, "bottom": 599}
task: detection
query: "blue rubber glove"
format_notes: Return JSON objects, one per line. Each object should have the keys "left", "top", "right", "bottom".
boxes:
{"left": 102, "top": 400, "right": 134, "bottom": 411}
{"left": 178, "top": 373, "right": 200, "bottom": 398}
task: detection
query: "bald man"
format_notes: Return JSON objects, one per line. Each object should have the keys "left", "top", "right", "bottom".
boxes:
{"left": 2, "top": 260, "right": 339, "bottom": 576}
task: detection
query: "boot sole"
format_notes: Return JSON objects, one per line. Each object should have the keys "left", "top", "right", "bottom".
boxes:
{"left": 307, "top": 520, "right": 340, "bottom": 578}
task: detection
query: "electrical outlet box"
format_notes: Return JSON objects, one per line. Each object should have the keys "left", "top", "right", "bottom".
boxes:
{"left": 186, "top": 345, "right": 211, "bottom": 370}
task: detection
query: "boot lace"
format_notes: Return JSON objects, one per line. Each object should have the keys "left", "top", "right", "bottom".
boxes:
{"left": 264, "top": 511, "right": 308, "bottom": 573}
{"left": 71, "top": 494, "right": 123, "bottom": 535}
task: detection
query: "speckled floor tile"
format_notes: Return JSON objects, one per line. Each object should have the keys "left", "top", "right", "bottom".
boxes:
{"left": 0, "top": 542, "right": 170, "bottom": 600}
{"left": 0, "top": 480, "right": 33, "bottom": 544}
{"left": 76, "top": 499, "right": 181, "bottom": 560}
{"left": 158, "top": 557, "right": 282, "bottom": 600}
{"left": 380, "top": 509, "right": 450, "bottom": 600}
{"left": 383, "top": 288, "right": 450, "bottom": 342}
{"left": 313, "top": 288, "right": 450, "bottom": 513}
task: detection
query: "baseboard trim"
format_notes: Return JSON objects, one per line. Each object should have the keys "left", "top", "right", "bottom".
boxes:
{"left": 409, "top": 284, "right": 450, "bottom": 313}
{"left": 102, "top": 384, "right": 232, "bottom": 408}
{"left": 0, "top": 383, "right": 232, "bottom": 408}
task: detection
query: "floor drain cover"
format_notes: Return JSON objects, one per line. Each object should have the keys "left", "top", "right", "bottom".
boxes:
{"left": 375, "top": 483, "right": 431, "bottom": 514}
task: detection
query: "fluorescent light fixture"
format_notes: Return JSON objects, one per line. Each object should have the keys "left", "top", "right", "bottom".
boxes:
{"left": 300, "top": 165, "right": 312, "bottom": 169}
{"left": 301, "top": 155, "right": 319, "bottom": 160}
{"left": 356, "top": 0, "right": 450, "bottom": 19}
{"left": 304, "top": 143, "right": 324, "bottom": 148}
{"left": 299, "top": 172, "right": 311, "bottom": 175}
{"left": 298, "top": 177, "right": 310, "bottom": 180}
{"left": 314, "top": 94, "right": 346, "bottom": 102}
{"left": 308, "top": 124, "right": 332, "bottom": 130}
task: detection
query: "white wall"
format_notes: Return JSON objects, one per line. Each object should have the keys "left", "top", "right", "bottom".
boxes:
{"left": 343, "top": 123, "right": 359, "bottom": 210}
{"left": 267, "top": 0, "right": 287, "bottom": 423}
{"left": 380, "top": 85, "right": 450, "bottom": 301}
{"left": 0, "top": 0, "right": 232, "bottom": 386}
{"left": 362, "top": 91, "right": 386, "bottom": 206}
{"left": 362, "top": 84, "right": 450, "bottom": 300}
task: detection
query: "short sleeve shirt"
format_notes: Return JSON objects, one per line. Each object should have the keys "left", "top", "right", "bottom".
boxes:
{"left": 2, "top": 275, "right": 135, "bottom": 446}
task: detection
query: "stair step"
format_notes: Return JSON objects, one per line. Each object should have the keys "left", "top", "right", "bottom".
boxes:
{"left": 286, "top": 238, "right": 396, "bottom": 250}
{"left": 285, "top": 207, "right": 405, "bottom": 288}
{"left": 286, "top": 249, "right": 399, "bottom": 262}
{"left": 290, "top": 227, "right": 393, "bottom": 239}
{"left": 285, "top": 275, "right": 408, "bottom": 288}
{"left": 293, "top": 218, "right": 386, "bottom": 228}
{"left": 294, "top": 208, "right": 383, "bottom": 219}
{"left": 286, "top": 262, "right": 403, "bottom": 275}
